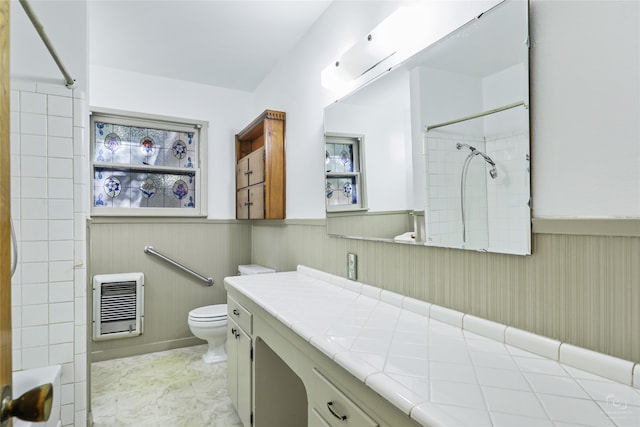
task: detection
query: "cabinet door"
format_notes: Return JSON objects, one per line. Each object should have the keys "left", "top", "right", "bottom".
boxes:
{"left": 248, "top": 146, "right": 265, "bottom": 186}
{"left": 248, "top": 183, "right": 265, "bottom": 219}
{"left": 237, "top": 156, "right": 249, "bottom": 189}
{"left": 237, "top": 189, "right": 249, "bottom": 219}
{"left": 237, "top": 324, "right": 253, "bottom": 427}
{"left": 227, "top": 320, "right": 239, "bottom": 411}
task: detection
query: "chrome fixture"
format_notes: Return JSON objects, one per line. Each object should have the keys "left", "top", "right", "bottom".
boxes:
{"left": 144, "top": 246, "right": 214, "bottom": 286}
{"left": 456, "top": 143, "right": 498, "bottom": 244}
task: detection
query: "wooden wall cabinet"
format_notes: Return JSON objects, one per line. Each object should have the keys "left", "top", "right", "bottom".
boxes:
{"left": 235, "top": 110, "right": 286, "bottom": 219}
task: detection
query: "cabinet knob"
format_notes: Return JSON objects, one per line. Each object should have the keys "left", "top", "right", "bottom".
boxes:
{"left": 233, "top": 309, "right": 240, "bottom": 316}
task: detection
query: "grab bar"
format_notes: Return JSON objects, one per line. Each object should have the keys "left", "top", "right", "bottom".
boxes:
{"left": 144, "top": 246, "right": 214, "bottom": 286}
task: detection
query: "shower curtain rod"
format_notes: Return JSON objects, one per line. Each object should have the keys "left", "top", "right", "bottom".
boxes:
{"left": 19, "top": 0, "right": 76, "bottom": 88}
{"left": 425, "top": 101, "right": 526, "bottom": 132}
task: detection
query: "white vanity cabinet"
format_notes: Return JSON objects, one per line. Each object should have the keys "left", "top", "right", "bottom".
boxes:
{"left": 227, "top": 296, "right": 253, "bottom": 427}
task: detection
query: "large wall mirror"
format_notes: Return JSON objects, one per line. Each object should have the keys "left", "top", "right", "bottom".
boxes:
{"left": 323, "top": 0, "right": 531, "bottom": 255}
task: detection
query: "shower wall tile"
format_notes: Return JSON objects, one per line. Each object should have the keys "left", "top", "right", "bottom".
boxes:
{"left": 22, "top": 326, "right": 48, "bottom": 348}
{"left": 48, "top": 178, "right": 74, "bottom": 199}
{"left": 48, "top": 95, "right": 73, "bottom": 117}
{"left": 20, "top": 92, "right": 47, "bottom": 114}
{"left": 49, "top": 282, "right": 74, "bottom": 303}
{"left": 49, "top": 220, "right": 73, "bottom": 240}
{"left": 73, "top": 99, "right": 85, "bottom": 128}
{"left": 50, "top": 323, "right": 75, "bottom": 345}
{"left": 49, "top": 261, "right": 74, "bottom": 282}
{"left": 48, "top": 116, "right": 73, "bottom": 138}
{"left": 21, "top": 284, "right": 48, "bottom": 305}
{"left": 20, "top": 262, "right": 48, "bottom": 284}
{"left": 21, "top": 134, "right": 47, "bottom": 156}
{"left": 21, "top": 177, "right": 47, "bottom": 198}
{"left": 10, "top": 111, "right": 19, "bottom": 134}
{"left": 22, "top": 347, "right": 49, "bottom": 370}
{"left": 21, "top": 241, "right": 48, "bottom": 263}
{"left": 49, "top": 302, "right": 74, "bottom": 324}
{"left": 22, "top": 304, "right": 49, "bottom": 326}
{"left": 49, "top": 241, "right": 74, "bottom": 262}
{"left": 49, "top": 199, "right": 73, "bottom": 220}
{"left": 10, "top": 132, "right": 20, "bottom": 156}
{"left": 50, "top": 343, "right": 74, "bottom": 364}
{"left": 49, "top": 137, "right": 74, "bottom": 158}
{"left": 10, "top": 90, "right": 20, "bottom": 111}
{"left": 47, "top": 157, "right": 73, "bottom": 177}
{"left": 21, "top": 199, "right": 47, "bottom": 220}
{"left": 20, "top": 112, "right": 47, "bottom": 135}
{"left": 21, "top": 155, "right": 47, "bottom": 177}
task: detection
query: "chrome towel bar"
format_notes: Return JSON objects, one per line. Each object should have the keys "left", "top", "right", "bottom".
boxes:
{"left": 144, "top": 246, "right": 214, "bottom": 286}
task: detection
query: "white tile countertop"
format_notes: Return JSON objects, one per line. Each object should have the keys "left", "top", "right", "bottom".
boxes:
{"left": 224, "top": 266, "right": 640, "bottom": 426}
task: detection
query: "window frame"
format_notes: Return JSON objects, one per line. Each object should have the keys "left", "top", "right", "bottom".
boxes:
{"left": 89, "top": 108, "right": 208, "bottom": 217}
{"left": 325, "top": 133, "right": 367, "bottom": 213}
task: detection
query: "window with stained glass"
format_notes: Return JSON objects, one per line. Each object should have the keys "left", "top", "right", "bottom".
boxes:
{"left": 325, "top": 134, "right": 366, "bottom": 211}
{"left": 90, "top": 111, "right": 207, "bottom": 216}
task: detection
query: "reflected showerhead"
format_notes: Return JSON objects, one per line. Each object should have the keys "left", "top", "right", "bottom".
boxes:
{"left": 456, "top": 143, "right": 476, "bottom": 152}
{"left": 457, "top": 142, "right": 498, "bottom": 179}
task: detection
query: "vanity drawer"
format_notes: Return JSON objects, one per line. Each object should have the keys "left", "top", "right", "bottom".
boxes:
{"left": 228, "top": 296, "right": 252, "bottom": 334}
{"left": 310, "top": 368, "right": 378, "bottom": 427}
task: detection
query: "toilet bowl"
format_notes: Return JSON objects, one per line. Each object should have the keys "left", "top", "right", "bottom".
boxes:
{"left": 188, "top": 304, "right": 228, "bottom": 364}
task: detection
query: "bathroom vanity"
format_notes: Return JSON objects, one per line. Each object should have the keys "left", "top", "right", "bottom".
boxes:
{"left": 225, "top": 267, "right": 639, "bottom": 427}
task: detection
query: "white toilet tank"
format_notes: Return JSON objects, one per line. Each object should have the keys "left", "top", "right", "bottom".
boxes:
{"left": 238, "top": 264, "right": 275, "bottom": 275}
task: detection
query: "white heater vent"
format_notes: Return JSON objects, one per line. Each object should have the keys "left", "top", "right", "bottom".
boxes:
{"left": 93, "top": 272, "right": 144, "bottom": 341}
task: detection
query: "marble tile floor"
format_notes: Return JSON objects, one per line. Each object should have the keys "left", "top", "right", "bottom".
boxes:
{"left": 91, "top": 344, "right": 243, "bottom": 427}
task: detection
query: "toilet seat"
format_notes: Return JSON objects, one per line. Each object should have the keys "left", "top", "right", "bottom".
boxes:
{"left": 188, "top": 304, "right": 227, "bottom": 322}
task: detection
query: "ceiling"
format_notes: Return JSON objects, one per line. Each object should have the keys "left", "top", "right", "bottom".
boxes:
{"left": 89, "top": 0, "right": 334, "bottom": 92}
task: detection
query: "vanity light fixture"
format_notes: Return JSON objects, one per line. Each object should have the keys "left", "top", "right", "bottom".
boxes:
{"left": 321, "top": 0, "right": 502, "bottom": 97}
{"left": 321, "top": 7, "right": 429, "bottom": 95}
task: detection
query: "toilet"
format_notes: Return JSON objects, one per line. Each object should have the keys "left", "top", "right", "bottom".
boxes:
{"left": 188, "top": 264, "right": 275, "bottom": 364}
{"left": 188, "top": 304, "right": 228, "bottom": 364}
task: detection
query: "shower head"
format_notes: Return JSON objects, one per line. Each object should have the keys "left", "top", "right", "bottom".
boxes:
{"left": 456, "top": 143, "right": 477, "bottom": 152}
{"left": 476, "top": 151, "right": 496, "bottom": 167}
{"left": 458, "top": 142, "right": 498, "bottom": 179}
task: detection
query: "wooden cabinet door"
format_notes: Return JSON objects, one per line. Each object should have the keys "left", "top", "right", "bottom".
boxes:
{"left": 248, "top": 184, "right": 264, "bottom": 219}
{"left": 248, "top": 147, "right": 265, "bottom": 187}
{"left": 236, "top": 189, "right": 249, "bottom": 219}
{"left": 236, "top": 156, "right": 249, "bottom": 189}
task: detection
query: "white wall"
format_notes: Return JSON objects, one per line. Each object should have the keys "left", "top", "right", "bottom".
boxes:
{"left": 10, "top": 0, "right": 88, "bottom": 93}
{"left": 529, "top": 0, "right": 640, "bottom": 218}
{"left": 89, "top": 66, "right": 253, "bottom": 219}
{"left": 255, "top": 0, "right": 640, "bottom": 220}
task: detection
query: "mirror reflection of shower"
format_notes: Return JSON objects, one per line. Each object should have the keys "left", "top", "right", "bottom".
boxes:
{"left": 456, "top": 142, "right": 498, "bottom": 244}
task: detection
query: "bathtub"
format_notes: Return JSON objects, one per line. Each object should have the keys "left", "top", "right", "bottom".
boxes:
{"left": 12, "top": 365, "right": 62, "bottom": 427}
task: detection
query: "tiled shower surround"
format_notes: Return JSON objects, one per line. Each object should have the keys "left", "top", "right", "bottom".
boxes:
{"left": 424, "top": 131, "right": 529, "bottom": 253}
{"left": 10, "top": 80, "right": 88, "bottom": 426}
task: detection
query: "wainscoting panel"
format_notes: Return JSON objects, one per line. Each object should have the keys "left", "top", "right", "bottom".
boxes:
{"left": 88, "top": 219, "right": 251, "bottom": 361}
{"left": 251, "top": 222, "right": 640, "bottom": 363}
